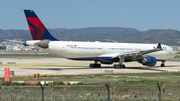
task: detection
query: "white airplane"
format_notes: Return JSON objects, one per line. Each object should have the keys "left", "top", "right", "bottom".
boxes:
{"left": 23, "top": 10, "right": 176, "bottom": 68}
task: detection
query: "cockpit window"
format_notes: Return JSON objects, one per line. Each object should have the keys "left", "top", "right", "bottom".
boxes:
{"left": 162, "top": 46, "right": 167, "bottom": 50}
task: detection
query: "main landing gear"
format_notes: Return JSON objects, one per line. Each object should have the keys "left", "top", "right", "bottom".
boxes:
{"left": 89, "top": 61, "right": 101, "bottom": 68}
{"left": 113, "top": 64, "right": 125, "bottom": 69}
{"left": 89, "top": 63, "right": 101, "bottom": 68}
{"left": 113, "top": 56, "right": 125, "bottom": 69}
{"left": 161, "top": 60, "right": 166, "bottom": 67}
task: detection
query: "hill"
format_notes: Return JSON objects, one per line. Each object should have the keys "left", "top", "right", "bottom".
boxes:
{"left": 1, "top": 27, "right": 180, "bottom": 46}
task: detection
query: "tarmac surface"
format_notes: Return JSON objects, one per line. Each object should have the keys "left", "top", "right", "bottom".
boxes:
{"left": 0, "top": 57, "right": 180, "bottom": 77}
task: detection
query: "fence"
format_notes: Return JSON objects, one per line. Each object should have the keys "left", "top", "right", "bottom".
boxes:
{"left": 0, "top": 85, "right": 179, "bottom": 101}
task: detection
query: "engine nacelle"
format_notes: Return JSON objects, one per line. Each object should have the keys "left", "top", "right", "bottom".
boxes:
{"left": 100, "top": 62, "right": 113, "bottom": 64}
{"left": 96, "top": 57, "right": 113, "bottom": 64}
{"left": 140, "top": 56, "right": 157, "bottom": 66}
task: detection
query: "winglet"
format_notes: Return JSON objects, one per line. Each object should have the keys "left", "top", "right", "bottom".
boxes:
{"left": 157, "top": 43, "right": 163, "bottom": 50}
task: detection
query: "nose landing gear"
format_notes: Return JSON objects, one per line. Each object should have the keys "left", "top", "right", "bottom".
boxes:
{"left": 161, "top": 60, "right": 165, "bottom": 67}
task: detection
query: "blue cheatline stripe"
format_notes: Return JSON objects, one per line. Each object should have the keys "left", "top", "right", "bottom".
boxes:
{"left": 27, "top": 21, "right": 38, "bottom": 40}
{"left": 68, "top": 57, "right": 96, "bottom": 61}
{"left": 68, "top": 57, "right": 136, "bottom": 63}
{"left": 68, "top": 57, "right": 113, "bottom": 62}
{"left": 24, "top": 10, "right": 38, "bottom": 18}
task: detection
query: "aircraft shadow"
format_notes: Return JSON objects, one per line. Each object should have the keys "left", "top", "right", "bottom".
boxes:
{"left": 22, "top": 65, "right": 177, "bottom": 72}
{"left": 156, "top": 65, "right": 179, "bottom": 68}
{"left": 123, "top": 67, "right": 166, "bottom": 71}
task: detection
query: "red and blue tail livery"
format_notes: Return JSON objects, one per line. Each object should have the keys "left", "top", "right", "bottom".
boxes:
{"left": 24, "top": 10, "right": 58, "bottom": 41}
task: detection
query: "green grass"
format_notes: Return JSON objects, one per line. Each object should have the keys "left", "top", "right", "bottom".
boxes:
{"left": 175, "top": 54, "right": 180, "bottom": 58}
{"left": 1, "top": 72, "right": 180, "bottom": 86}
{"left": 1, "top": 72, "right": 180, "bottom": 100}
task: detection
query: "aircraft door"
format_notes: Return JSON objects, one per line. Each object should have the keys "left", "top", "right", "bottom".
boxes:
{"left": 165, "top": 46, "right": 170, "bottom": 57}
{"left": 62, "top": 43, "right": 67, "bottom": 52}
{"left": 143, "top": 45, "right": 148, "bottom": 51}
{"left": 102, "top": 46, "right": 107, "bottom": 53}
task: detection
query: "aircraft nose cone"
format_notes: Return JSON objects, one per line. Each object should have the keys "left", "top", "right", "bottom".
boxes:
{"left": 171, "top": 51, "right": 177, "bottom": 58}
{"left": 173, "top": 51, "right": 177, "bottom": 57}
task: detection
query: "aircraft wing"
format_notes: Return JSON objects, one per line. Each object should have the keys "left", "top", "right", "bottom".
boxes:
{"left": 98, "top": 43, "right": 163, "bottom": 60}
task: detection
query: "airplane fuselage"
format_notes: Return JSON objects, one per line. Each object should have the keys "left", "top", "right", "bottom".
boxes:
{"left": 26, "top": 40, "right": 176, "bottom": 62}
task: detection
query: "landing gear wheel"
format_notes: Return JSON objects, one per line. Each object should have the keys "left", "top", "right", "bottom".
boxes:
{"left": 161, "top": 64, "right": 165, "bottom": 67}
{"left": 97, "top": 64, "right": 101, "bottom": 68}
{"left": 113, "top": 64, "right": 125, "bottom": 69}
{"left": 89, "top": 64, "right": 93, "bottom": 68}
{"left": 161, "top": 60, "right": 166, "bottom": 67}
{"left": 113, "top": 64, "right": 121, "bottom": 69}
{"left": 113, "top": 64, "right": 118, "bottom": 69}
{"left": 89, "top": 63, "right": 101, "bottom": 68}
{"left": 121, "top": 64, "right": 125, "bottom": 68}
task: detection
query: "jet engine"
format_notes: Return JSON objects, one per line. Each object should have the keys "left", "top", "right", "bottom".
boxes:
{"left": 96, "top": 57, "right": 113, "bottom": 64}
{"left": 139, "top": 56, "right": 157, "bottom": 66}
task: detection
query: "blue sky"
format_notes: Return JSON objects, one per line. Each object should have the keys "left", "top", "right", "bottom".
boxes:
{"left": 1, "top": 0, "right": 180, "bottom": 31}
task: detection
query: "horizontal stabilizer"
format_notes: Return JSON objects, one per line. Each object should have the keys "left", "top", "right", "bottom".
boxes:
{"left": 5, "top": 39, "right": 24, "bottom": 43}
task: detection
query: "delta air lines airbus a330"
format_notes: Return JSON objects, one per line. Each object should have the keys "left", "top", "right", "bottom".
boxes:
{"left": 23, "top": 10, "right": 176, "bottom": 68}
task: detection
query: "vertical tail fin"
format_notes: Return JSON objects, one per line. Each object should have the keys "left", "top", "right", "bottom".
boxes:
{"left": 24, "top": 10, "right": 58, "bottom": 41}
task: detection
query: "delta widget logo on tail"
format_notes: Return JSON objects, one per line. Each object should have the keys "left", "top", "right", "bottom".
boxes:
{"left": 24, "top": 10, "right": 58, "bottom": 41}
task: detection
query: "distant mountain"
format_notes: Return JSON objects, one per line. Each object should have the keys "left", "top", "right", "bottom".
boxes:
{"left": 0, "top": 27, "right": 180, "bottom": 46}
{"left": 0, "top": 29, "right": 31, "bottom": 42}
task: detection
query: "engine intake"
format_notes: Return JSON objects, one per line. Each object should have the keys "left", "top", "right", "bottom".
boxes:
{"left": 141, "top": 56, "right": 157, "bottom": 66}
